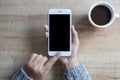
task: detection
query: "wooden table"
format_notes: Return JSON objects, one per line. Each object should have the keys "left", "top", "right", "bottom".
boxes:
{"left": 0, "top": 0, "right": 120, "bottom": 80}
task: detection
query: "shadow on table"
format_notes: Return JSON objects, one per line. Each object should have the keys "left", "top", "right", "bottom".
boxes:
{"left": 73, "top": 15, "right": 98, "bottom": 38}
{"left": 27, "top": 16, "right": 48, "bottom": 56}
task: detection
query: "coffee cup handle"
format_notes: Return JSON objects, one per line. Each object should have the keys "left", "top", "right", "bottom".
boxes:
{"left": 115, "top": 13, "right": 119, "bottom": 18}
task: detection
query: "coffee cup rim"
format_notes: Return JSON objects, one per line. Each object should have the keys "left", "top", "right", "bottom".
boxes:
{"left": 88, "top": 1, "right": 116, "bottom": 28}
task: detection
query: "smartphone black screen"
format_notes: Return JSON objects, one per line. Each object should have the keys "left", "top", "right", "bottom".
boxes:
{"left": 49, "top": 14, "right": 70, "bottom": 51}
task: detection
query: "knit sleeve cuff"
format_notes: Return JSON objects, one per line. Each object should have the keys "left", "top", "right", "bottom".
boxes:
{"left": 10, "top": 67, "right": 33, "bottom": 80}
{"left": 63, "top": 64, "right": 92, "bottom": 80}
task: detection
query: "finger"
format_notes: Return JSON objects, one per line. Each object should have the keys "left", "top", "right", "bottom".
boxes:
{"left": 29, "top": 53, "right": 38, "bottom": 62}
{"left": 44, "top": 25, "right": 48, "bottom": 32}
{"left": 45, "top": 32, "right": 49, "bottom": 38}
{"left": 33, "top": 54, "right": 43, "bottom": 65}
{"left": 43, "top": 52, "right": 61, "bottom": 70}
{"left": 72, "top": 25, "right": 78, "bottom": 38}
{"left": 72, "top": 26, "right": 79, "bottom": 44}
{"left": 37, "top": 56, "right": 48, "bottom": 68}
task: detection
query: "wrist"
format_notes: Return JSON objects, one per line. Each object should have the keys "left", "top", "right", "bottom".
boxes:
{"left": 23, "top": 65, "right": 42, "bottom": 80}
{"left": 62, "top": 57, "right": 80, "bottom": 72}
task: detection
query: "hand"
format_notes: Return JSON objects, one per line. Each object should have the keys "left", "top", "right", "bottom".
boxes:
{"left": 44, "top": 25, "right": 80, "bottom": 72}
{"left": 23, "top": 53, "right": 61, "bottom": 80}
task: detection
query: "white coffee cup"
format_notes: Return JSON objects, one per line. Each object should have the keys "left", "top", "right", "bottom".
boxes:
{"left": 88, "top": 1, "right": 119, "bottom": 28}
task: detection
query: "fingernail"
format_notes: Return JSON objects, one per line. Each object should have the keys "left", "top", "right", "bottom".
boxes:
{"left": 57, "top": 52, "right": 61, "bottom": 57}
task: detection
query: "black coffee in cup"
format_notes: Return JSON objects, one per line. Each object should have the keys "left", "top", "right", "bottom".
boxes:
{"left": 91, "top": 5, "right": 112, "bottom": 25}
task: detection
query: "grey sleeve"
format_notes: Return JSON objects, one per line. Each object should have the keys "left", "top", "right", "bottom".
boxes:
{"left": 63, "top": 64, "right": 92, "bottom": 80}
{"left": 10, "top": 67, "right": 33, "bottom": 80}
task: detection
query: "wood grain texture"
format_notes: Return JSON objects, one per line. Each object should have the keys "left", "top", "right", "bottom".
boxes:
{"left": 0, "top": 0, "right": 120, "bottom": 80}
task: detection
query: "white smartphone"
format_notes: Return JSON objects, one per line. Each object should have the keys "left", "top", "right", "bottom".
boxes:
{"left": 48, "top": 9, "right": 72, "bottom": 56}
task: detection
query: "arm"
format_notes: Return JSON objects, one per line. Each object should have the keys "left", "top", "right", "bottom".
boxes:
{"left": 10, "top": 67, "right": 33, "bottom": 80}
{"left": 63, "top": 64, "right": 92, "bottom": 80}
